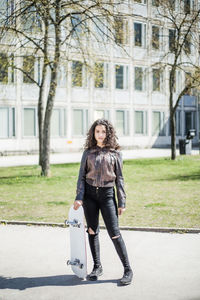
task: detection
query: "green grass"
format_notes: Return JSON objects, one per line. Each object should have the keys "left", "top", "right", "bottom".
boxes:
{"left": 0, "top": 155, "right": 200, "bottom": 228}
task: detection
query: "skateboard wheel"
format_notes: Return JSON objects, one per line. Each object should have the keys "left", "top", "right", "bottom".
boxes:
{"left": 67, "top": 260, "right": 70, "bottom": 265}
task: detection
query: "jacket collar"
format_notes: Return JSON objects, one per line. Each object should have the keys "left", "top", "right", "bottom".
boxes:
{"left": 89, "top": 145, "right": 116, "bottom": 153}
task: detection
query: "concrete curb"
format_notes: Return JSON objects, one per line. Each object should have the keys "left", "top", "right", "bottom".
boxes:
{"left": 0, "top": 220, "right": 200, "bottom": 234}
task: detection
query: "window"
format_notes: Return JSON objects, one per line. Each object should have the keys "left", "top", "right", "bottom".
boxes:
{"left": 72, "top": 61, "right": 87, "bottom": 87}
{"left": 71, "top": 14, "right": 82, "bottom": 36}
{"left": 0, "top": 107, "right": 15, "bottom": 138}
{"left": 0, "top": 54, "right": 15, "bottom": 84}
{"left": 169, "top": 69, "right": 182, "bottom": 93}
{"left": 115, "top": 65, "right": 129, "bottom": 90}
{"left": 10, "top": 54, "right": 15, "bottom": 83}
{"left": 152, "top": 26, "right": 160, "bottom": 50}
{"left": 134, "top": 0, "right": 147, "bottom": 3}
{"left": 185, "top": 111, "right": 196, "bottom": 135}
{"left": 116, "top": 110, "right": 129, "bottom": 136}
{"left": 169, "top": 68, "right": 178, "bottom": 93}
{"left": 184, "top": 35, "right": 191, "bottom": 54}
{"left": 134, "top": 67, "right": 147, "bottom": 91}
{"left": 114, "top": 17, "right": 128, "bottom": 45}
{"left": 152, "top": 0, "right": 159, "bottom": 7}
{"left": 51, "top": 109, "right": 60, "bottom": 137}
{"left": 72, "top": 61, "right": 82, "bottom": 87}
{"left": 51, "top": 108, "right": 67, "bottom": 137}
{"left": 21, "top": 2, "right": 41, "bottom": 32}
{"left": 23, "top": 56, "right": 35, "bottom": 83}
{"left": 135, "top": 111, "right": 148, "bottom": 134}
{"left": 134, "top": 22, "right": 146, "bottom": 48}
{"left": 94, "top": 110, "right": 110, "bottom": 120}
{"left": 176, "top": 110, "right": 182, "bottom": 136}
{"left": 185, "top": 72, "right": 192, "bottom": 95}
{"left": 73, "top": 109, "right": 88, "bottom": 136}
{"left": 153, "top": 69, "right": 162, "bottom": 92}
{"left": 168, "top": 0, "right": 175, "bottom": 10}
{"left": 12, "top": 107, "right": 15, "bottom": 137}
{"left": 71, "top": 14, "right": 87, "bottom": 38}
{"left": 0, "top": 53, "right": 8, "bottom": 83}
{"left": 135, "top": 67, "right": 142, "bottom": 91}
{"left": 57, "top": 65, "right": 66, "bottom": 87}
{"left": 169, "top": 110, "right": 182, "bottom": 136}
{"left": 0, "top": 0, "right": 15, "bottom": 24}
{"left": 0, "top": 108, "right": 9, "bottom": 138}
{"left": 23, "top": 108, "right": 36, "bottom": 137}
{"left": 134, "top": 23, "right": 142, "bottom": 47}
{"left": 172, "top": 71, "right": 176, "bottom": 93}
{"left": 94, "top": 62, "right": 109, "bottom": 88}
{"left": 152, "top": 111, "right": 165, "bottom": 136}
{"left": 184, "top": 0, "right": 191, "bottom": 13}
{"left": 176, "top": 70, "right": 182, "bottom": 93}
{"left": 169, "top": 29, "right": 176, "bottom": 52}
{"left": 93, "top": 17, "right": 108, "bottom": 42}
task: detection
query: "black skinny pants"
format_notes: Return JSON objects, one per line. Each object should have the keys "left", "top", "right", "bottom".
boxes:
{"left": 83, "top": 182, "right": 120, "bottom": 238}
{"left": 83, "top": 182, "right": 131, "bottom": 270}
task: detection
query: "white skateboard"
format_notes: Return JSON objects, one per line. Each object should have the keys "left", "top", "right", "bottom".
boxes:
{"left": 65, "top": 205, "right": 87, "bottom": 279}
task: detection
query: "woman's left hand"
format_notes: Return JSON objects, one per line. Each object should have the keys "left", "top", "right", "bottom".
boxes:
{"left": 118, "top": 207, "right": 126, "bottom": 216}
{"left": 73, "top": 200, "right": 83, "bottom": 210}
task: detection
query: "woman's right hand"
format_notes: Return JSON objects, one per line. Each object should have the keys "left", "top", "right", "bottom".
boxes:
{"left": 73, "top": 200, "right": 83, "bottom": 210}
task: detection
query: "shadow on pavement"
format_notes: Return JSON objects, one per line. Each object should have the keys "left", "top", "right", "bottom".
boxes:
{"left": 0, "top": 275, "right": 118, "bottom": 290}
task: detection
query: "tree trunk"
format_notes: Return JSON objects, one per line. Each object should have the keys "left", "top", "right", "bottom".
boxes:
{"left": 169, "top": 67, "right": 177, "bottom": 160}
{"left": 40, "top": 78, "right": 58, "bottom": 176}
{"left": 38, "top": 88, "right": 44, "bottom": 167}
{"left": 170, "top": 109, "right": 176, "bottom": 160}
{"left": 38, "top": 18, "right": 49, "bottom": 167}
{"left": 40, "top": 0, "right": 61, "bottom": 176}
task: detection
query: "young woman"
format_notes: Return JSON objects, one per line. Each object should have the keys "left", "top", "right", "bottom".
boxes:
{"left": 73, "top": 119, "right": 133, "bottom": 285}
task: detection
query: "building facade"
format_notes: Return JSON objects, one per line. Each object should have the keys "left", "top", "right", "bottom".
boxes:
{"left": 0, "top": 0, "right": 199, "bottom": 154}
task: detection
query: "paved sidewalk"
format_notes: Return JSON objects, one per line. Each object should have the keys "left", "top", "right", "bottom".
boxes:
{"left": 0, "top": 148, "right": 199, "bottom": 167}
{"left": 0, "top": 225, "right": 200, "bottom": 300}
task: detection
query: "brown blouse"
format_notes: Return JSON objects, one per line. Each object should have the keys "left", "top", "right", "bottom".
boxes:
{"left": 75, "top": 146, "right": 126, "bottom": 208}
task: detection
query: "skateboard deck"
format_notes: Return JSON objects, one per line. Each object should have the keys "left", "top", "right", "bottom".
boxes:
{"left": 65, "top": 205, "right": 87, "bottom": 279}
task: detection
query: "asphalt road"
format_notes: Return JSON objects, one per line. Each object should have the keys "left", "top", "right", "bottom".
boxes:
{"left": 0, "top": 225, "right": 200, "bottom": 300}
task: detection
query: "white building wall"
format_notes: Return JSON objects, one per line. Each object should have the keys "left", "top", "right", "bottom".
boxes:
{"left": 0, "top": 0, "right": 199, "bottom": 154}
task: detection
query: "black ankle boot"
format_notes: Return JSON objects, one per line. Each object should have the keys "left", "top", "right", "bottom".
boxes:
{"left": 87, "top": 265, "right": 103, "bottom": 281}
{"left": 120, "top": 268, "right": 133, "bottom": 286}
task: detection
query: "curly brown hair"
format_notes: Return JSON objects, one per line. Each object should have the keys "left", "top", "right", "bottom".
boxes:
{"left": 84, "top": 119, "right": 120, "bottom": 150}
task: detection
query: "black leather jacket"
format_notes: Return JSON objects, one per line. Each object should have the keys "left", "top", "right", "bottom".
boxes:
{"left": 75, "top": 146, "right": 126, "bottom": 208}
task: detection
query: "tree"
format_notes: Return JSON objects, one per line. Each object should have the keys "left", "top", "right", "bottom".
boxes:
{"left": 153, "top": 0, "right": 200, "bottom": 160}
{"left": 0, "top": 0, "right": 129, "bottom": 175}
